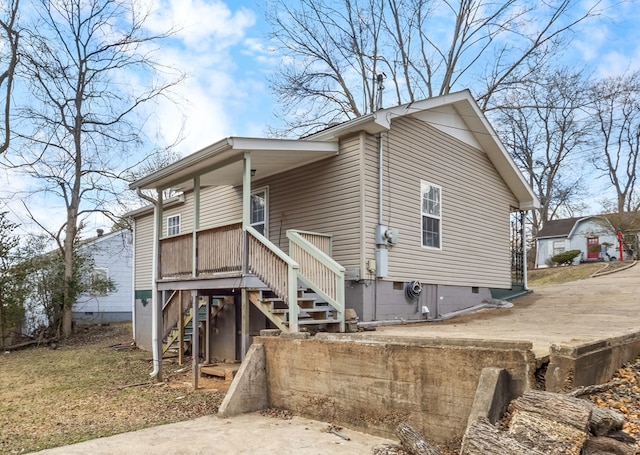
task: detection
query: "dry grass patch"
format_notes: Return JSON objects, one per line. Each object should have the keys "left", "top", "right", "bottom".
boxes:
{"left": 527, "top": 262, "right": 624, "bottom": 287}
{"left": 0, "top": 324, "right": 226, "bottom": 454}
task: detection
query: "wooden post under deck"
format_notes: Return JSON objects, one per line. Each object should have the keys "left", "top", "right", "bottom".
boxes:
{"left": 241, "top": 288, "right": 249, "bottom": 360}
{"left": 178, "top": 290, "right": 184, "bottom": 365}
{"left": 191, "top": 290, "right": 199, "bottom": 391}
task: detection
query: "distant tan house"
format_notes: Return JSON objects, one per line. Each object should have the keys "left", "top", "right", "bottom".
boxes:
{"left": 128, "top": 90, "right": 539, "bottom": 376}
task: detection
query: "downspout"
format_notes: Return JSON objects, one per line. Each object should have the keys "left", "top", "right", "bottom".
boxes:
{"left": 378, "top": 133, "right": 384, "bottom": 227}
{"left": 131, "top": 227, "right": 136, "bottom": 342}
{"left": 136, "top": 188, "right": 161, "bottom": 378}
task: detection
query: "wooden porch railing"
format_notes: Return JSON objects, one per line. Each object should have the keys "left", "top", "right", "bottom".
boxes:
{"left": 197, "top": 222, "right": 242, "bottom": 275}
{"left": 159, "top": 223, "right": 243, "bottom": 279}
{"left": 157, "top": 222, "right": 345, "bottom": 333}
{"left": 287, "top": 230, "right": 345, "bottom": 332}
{"left": 246, "top": 226, "right": 300, "bottom": 331}
{"left": 160, "top": 233, "right": 192, "bottom": 278}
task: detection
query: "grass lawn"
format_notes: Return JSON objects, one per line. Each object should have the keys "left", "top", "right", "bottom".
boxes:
{"left": 527, "top": 261, "right": 631, "bottom": 287}
{"left": 0, "top": 324, "right": 225, "bottom": 454}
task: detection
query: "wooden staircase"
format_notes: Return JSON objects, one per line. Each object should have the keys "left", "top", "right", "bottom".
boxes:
{"left": 162, "top": 297, "right": 227, "bottom": 354}
{"left": 249, "top": 289, "right": 341, "bottom": 333}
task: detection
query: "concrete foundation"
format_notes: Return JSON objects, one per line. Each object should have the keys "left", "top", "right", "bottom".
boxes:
{"left": 218, "top": 343, "right": 267, "bottom": 417}
{"left": 466, "top": 368, "right": 513, "bottom": 428}
{"left": 545, "top": 332, "right": 640, "bottom": 392}
{"left": 345, "top": 279, "right": 493, "bottom": 322}
{"left": 245, "top": 334, "right": 536, "bottom": 443}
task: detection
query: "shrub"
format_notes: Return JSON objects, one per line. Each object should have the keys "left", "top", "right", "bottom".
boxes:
{"left": 551, "top": 250, "right": 581, "bottom": 266}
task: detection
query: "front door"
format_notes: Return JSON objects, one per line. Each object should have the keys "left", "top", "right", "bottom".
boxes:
{"left": 587, "top": 237, "right": 600, "bottom": 260}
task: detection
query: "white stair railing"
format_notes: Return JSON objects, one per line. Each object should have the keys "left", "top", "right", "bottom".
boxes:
{"left": 287, "top": 230, "right": 345, "bottom": 332}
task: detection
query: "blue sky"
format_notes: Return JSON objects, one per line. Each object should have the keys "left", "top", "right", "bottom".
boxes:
{"left": 4, "top": 0, "right": 640, "bottom": 236}
{"left": 142, "top": 0, "right": 640, "bottom": 158}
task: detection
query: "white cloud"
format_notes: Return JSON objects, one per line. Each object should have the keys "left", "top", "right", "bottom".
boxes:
{"left": 136, "top": 0, "right": 275, "bottom": 155}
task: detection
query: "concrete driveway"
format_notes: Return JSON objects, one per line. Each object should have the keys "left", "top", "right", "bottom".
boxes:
{"left": 30, "top": 413, "right": 396, "bottom": 454}
{"left": 374, "top": 263, "right": 640, "bottom": 359}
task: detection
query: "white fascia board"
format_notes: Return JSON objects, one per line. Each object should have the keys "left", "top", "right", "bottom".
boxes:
{"left": 129, "top": 137, "right": 340, "bottom": 191}
{"left": 228, "top": 136, "right": 339, "bottom": 153}
{"left": 130, "top": 138, "right": 232, "bottom": 190}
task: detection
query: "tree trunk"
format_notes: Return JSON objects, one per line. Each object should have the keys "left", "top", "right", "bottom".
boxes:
{"left": 583, "top": 436, "right": 637, "bottom": 455}
{"left": 62, "top": 305, "right": 72, "bottom": 338}
{"left": 395, "top": 423, "right": 441, "bottom": 455}
{"left": 585, "top": 402, "right": 625, "bottom": 436}
{"left": 507, "top": 410, "right": 588, "bottom": 455}
{"left": 511, "top": 390, "right": 592, "bottom": 431}
{"left": 460, "top": 418, "right": 544, "bottom": 455}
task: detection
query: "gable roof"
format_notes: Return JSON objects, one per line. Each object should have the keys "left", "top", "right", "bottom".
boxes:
{"left": 306, "top": 89, "right": 540, "bottom": 210}
{"left": 537, "top": 216, "right": 615, "bottom": 239}
{"left": 536, "top": 217, "right": 585, "bottom": 239}
{"left": 129, "top": 90, "right": 539, "bottom": 210}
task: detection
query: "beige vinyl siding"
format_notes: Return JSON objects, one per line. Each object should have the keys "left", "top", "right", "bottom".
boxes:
{"left": 363, "top": 133, "right": 383, "bottom": 276}
{"left": 162, "top": 202, "right": 193, "bottom": 237}
{"left": 377, "top": 116, "right": 518, "bottom": 288}
{"left": 159, "top": 187, "right": 242, "bottom": 237}
{"left": 198, "top": 185, "right": 242, "bottom": 227}
{"left": 259, "top": 134, "right": 362, "bottom": 269}
{"left": 134, "top": 212, "right": 154, "bottom": 290}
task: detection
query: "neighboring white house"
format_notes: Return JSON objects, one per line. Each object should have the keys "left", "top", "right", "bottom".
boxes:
{"left": 72, "top": 229, "right": 133, "bottom": 323}
{"left": 535, "top": 216, "right": 618, "bottom": 268}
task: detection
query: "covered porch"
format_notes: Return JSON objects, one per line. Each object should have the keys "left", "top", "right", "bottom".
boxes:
{"left": 130, "top": 137, "right": 348, "bottom": 382}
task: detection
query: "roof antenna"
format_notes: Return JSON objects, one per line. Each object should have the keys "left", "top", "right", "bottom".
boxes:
{"left": 375, "top": 72, "right": 386, "bottom": 111}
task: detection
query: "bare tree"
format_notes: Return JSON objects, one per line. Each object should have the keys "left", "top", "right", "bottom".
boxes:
{"left": 6, "top": 0, "right": 181, "bottom": 338}
{"left": 494, "top": 68, "right": 591, "bottom": 235}
{"left": 0, "top": 0, "right": 20, "bottom": 153}
{"left": 588, "top": 72, "right": 640, "bottom": 214}
{"left": 266, "top": 0, "right": 603, "bottom": 136}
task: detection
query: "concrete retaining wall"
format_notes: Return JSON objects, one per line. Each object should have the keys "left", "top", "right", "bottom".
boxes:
{"left": 258, "top": 333, "right": 536, "bottom": 443}
{"left": 546, "top": 332, "right": 640, "bottom": 392}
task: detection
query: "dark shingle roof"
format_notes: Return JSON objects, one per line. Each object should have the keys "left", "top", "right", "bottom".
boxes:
{"left": 536, "top": 217, "right": 584, "bottom": 238}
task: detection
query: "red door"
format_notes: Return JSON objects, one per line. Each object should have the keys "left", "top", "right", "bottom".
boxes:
{"left": 587, "top": 237, "right": 600, "bottom": 260}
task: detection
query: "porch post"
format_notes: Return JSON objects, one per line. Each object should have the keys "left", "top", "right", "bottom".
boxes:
{"left": 241, "top": 152, "right": 251, "bottom": 358}
{"left": 242, "top": 152, "right": 252, "bottom": 230}
{"left": 521, "top": 210, "right": 529, "bottom": 290}
{"left": 192, "top": 176, "right": 200, "bottom": 278}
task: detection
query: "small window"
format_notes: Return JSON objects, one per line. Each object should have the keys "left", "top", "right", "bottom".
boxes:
{"left": 250, "top": 189, "right": 268, "bottom": 236}
{"left": 91, "top": 267, "right": 109, "bottom": 296}
{"left": 167, "top": 214, "right": 181, "bottom": 236}
{"left": 553, "top": 240, "right": 565, "bottom": 256}
{"left": 421, "top": 181, "right": 441, "bottom": 249}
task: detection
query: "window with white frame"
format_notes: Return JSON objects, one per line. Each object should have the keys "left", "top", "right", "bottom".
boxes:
{"left": 553, "top": 240, "right": 565, "bottom": 256}
{"left": 250, "top": 188, "right": 268, "bottom": 236}
{"left": 91, "top": 267, "right": 109, "bottom": 296}
{"left": 421, "top": 181, "right": 441, "bottom": 249}
{"left": 167, "top": 214, "right": 181, "bottom": 236}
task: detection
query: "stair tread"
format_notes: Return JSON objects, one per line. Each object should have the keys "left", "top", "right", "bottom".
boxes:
{"left": 286, "top": 318, "right": 339, "bottom": 325}
{"left": 271, "top": 307, "right": 334, "bottom": 314}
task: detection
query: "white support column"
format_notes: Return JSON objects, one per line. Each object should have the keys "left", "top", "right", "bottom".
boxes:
{"left": 192, "top": 176, "right": 200, "bottom": 278}
{"left": 241, "top": 152, "right": 252, "bottom": 358}
{"left": 242, "top": 152, "right": 252, "bottom": 230}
